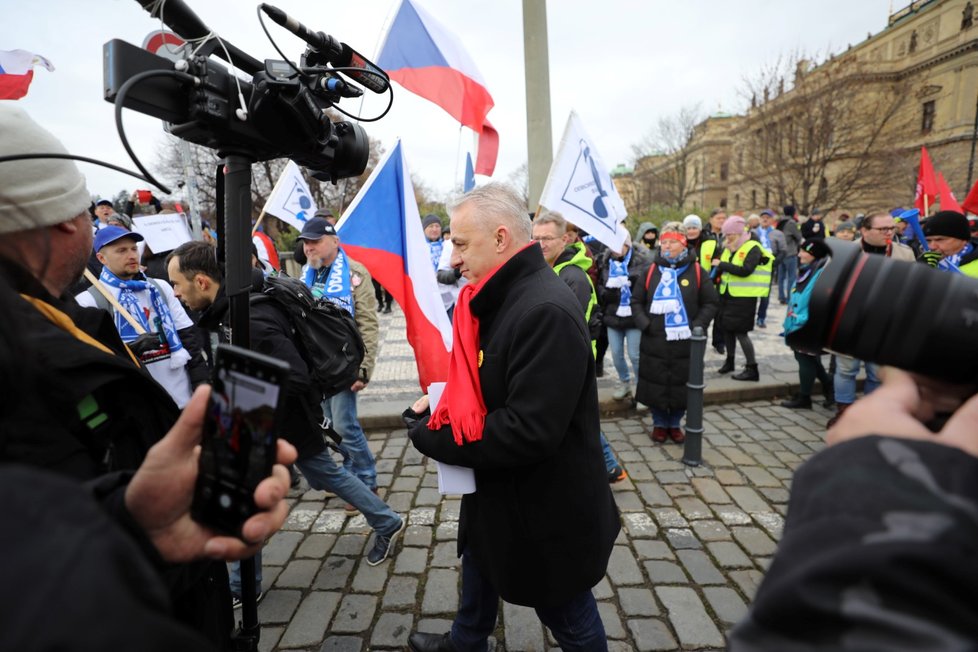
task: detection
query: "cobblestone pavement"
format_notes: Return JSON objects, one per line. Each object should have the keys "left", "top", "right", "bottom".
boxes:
{"left": 251, "top": 398, "right": 833, "bottom": 651}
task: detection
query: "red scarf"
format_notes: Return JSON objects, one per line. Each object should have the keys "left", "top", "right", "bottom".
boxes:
{"left": 428, "top": 246, "right": 529, "bottom": 445}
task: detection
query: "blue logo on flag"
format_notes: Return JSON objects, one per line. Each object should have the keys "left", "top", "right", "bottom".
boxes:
{"left": 561, "top": 139, "right": 615, "bottom": 233}
{"left": 283, "top": 181, "right": 314, "bottom": 223}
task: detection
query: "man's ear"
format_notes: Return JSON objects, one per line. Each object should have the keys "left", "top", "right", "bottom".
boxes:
{"left": 95, "top": 251, "right": 107, "bottom": 266}
{"left": 194, "top": 273, "right": 209, "bottom": 292}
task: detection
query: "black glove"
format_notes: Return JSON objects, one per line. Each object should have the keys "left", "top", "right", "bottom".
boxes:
{"left": 402, "top": 406, "right": 430, "bottom": 430}
{"left": 920, "top": 250, "right": 942, "bottom": 268}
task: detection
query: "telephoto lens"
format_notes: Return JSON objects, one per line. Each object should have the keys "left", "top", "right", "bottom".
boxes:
{"left": 785, "top": 240, "right": 978, "bottom": 384}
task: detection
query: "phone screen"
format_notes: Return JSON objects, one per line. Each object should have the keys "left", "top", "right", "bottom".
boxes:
{"left": 192, "top": 344, "right": 289, "bottom": 535}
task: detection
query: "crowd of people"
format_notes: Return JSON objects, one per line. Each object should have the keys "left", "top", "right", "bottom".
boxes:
{"left": 4, "top": 99, "right": 978, "bottom": 650}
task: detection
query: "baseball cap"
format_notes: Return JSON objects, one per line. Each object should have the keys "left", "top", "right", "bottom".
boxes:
{"left": 94, "top": 225, "right": 143, "bottom": 251}
{"left": 297, "top": 217, "right": 337, "bottom": 241}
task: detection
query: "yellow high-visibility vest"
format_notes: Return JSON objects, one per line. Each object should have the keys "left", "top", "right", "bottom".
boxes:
{"left": 719, "top": 240, "right": 772, "bottom": 297}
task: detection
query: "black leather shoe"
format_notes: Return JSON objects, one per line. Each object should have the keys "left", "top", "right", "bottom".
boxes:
{"left": 780, "top": 394, "right": 812, "bottom": 409}
{"left": 408, "top": 632, "right": 457, "bottom": 652}
{"left": 718, "top": 359, "right": 735, "bottom": 374}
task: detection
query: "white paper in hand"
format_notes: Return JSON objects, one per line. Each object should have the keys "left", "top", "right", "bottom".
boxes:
{"left": 428, "top": 382, "right": 476, "bottom": 495}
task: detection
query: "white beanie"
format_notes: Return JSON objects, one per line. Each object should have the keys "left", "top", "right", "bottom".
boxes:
{"left": 0, "top": 104, "right": 91, "bottom": 234}
{"left": 683, "top": 214, "right": 702, "bottom": 230}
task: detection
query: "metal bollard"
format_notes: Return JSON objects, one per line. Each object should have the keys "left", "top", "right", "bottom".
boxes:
{"left": 683, "top": 326, "right": 707, "bottom": 467}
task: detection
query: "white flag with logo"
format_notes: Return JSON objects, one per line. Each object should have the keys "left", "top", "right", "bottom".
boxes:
{"left": 263, "top": 161, "right": 317, "bottom": 231}
{"left": 539, "top": 111, "right": 629, "bottom": 253}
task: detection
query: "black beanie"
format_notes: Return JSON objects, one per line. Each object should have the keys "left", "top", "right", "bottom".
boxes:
{"left": 800, "top": 237, "right": 830, "bottom": 260}
{"left": 422, "top": 214, "right": 441, "bottom": 229}
{"left": 783, "top": 205, "right": 796, "bottom": 217}
{"left": 922, "top": 210, "right": 970, "bottom": 241}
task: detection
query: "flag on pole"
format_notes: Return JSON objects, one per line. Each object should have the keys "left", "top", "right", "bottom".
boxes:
{"left": 377, "top": 0, "right": 498, "bottom": 176}
{"left": 914, "top": 146, "right": 938, "bottom": 213}
{"left": 937, "top": 172, "right": 962, "bottom": 213}
{"left": 463, "top": 152, "right": 475, "bottom": 192}
{"left": 539, "top": 111, "right": 630, "bottom": 253}
{"left": 337, "top": 140, "right": 452, "bottom": 390}
{"left": 962, "top": 178, "right": 978, "bottom": 215}
{"left": 262, "top": 161, "right": 317, "bottom": 231}
{"left": 0, "top": 50, "right": 53, "bottom": 100}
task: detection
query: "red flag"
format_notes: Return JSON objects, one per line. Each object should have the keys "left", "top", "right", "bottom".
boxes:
{"left": 937, "top": 172, "right": 962, "bottom": 213}
{"left": 962, "top": 178, "right": 978, "bottom": 216}
{"left": 914, "top": 146, "right": 938, "bottom": 213}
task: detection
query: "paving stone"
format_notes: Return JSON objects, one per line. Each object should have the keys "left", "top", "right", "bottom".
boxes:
{"left": 675, "top": 496, "right": 712, "bottom": 520}
{"left": 279, "top": 591, "right": 341, "bottom": 648}
{"left": 627, "top": 463, "right": 656, "bottom": 481}
{"left": 732, "top": 526, "right": 778, "bottom": 556}
{"left": 440, "top": 500, "right": 462, "bottom": 521}
{"left": 651, "top": 508, "right": 688, "bottom": 528}
{"left": 370, "top": 612, "right": 414, "bottom": 647}
{"left": 312, "top": 510, "right": 349, "bottom": 534}
{"left": 751, "top": 511, "right": 786, "bottom": 539}
{"left": 611, "top": 490, "right": 645, "bottom": 512}
{"left": 422, "top": 568, "right": 459, "bottom": 614}
{"left": 592, "top": 576, "right": 614, "bottom": 600}
{"left": 691, "top": 477, "right": 732, "bottom": 503}
{"left": 739, "top": 465, "right": 783, "bottom": 488}
{"left": 627, "top": 618, "right": 678, "bottom": 651}
{"left": 632, "top": 540, "right": 675, "bottom": 560}
{"left": 409, "top": 507, "right": 437, "bottom": 526}
{"left": 386, "top": 492, "right": 414, "bottom": 513}
{"left": 331, "top": 534, "right": 368, "bottom": 557}
{"left": 726, "top": 486, "right": 773, "bottom": 513}
{"left": 607, "top": 545, "right": 643, "bottom": 586}
{"left": 618, "top": 588, "right": 659, "bottom": 616}
{"left": 431, "top": 541, "right": 461, "bottom": 568}
{"left": 768, "top": 467, "right": 795, "bottom": 481}
{"left": 318, "top": 636, "right": 363, "bottom": 652}
{"left": 633, "top": 481, "right": 672, "bottom": 507}
{"left": 331, "top": 594, "right": 378, "bottom": 633}
{"left": 664, "top": 527, "right": 702, "bottom": 549}
{"left": 415, "top": 487, "right": 443, "bottom": 506}
{"left": 643, "top": 560, "right": 688, "bottom": 584}
{"left": 283, "top": 505, "right": 322, "bottom": 531}
{"left": 597, "top": 600, "right": 626, "bottom": 639}
{"left": 676, "top": 549, "right": 726, "bottom": 585}
{"left": 706, "top": 541, "right": 754, "bottom": 568}
{"left": 715, "top": 506, "right": 752, "bottom": 525}
{"left": 503, "top": 602, "right": 545, "bottom": 650}
{"left": 263, "top": 531, "right": 304, "bottom": 565}
{"left": 351, "top": 560, "right": 391, "bottom": 593}
{"left": 258, "top": 626, "right": 282, "bottom": 652}
{"left": 382, "top": 575, "right": 418, "bottom": 608}
{"left": 435, "top": 521, "right": 459, "bottom": 540}
{"left": 703, "top": 586, "right": 749, "bottom": 625}
{"left": 314, "top": 556, "right": 355, "bottom": 590}
{"left": 258, "top": 589, "right": 301, "bottom": 624}
{"left": 656, "top": 586, "right": 725, "bottom": 648}
{"left": 655, "top": 470, "right": 690, "bottom": 484}
{"left": 691, "top": 519, "right": 732, "bottom": 541}
{"left": 276, "top": 559, "right": 321, "bottom": 589}
{"left": 622, "top": 512, "right": 658, "bottom": 538}
{"left": 663, "top": 483, "right": 695, "bottom": 498}
{"left": 403, "top": 525, "right": 433, "bottom": 548}
{"left": 715, "top": 468, "right": 746, "bottom": 485}
{"left": 394, "top": 545, "right": 428, "bottom": 574}
{"left": 296, "top": 534, "right": 337, "bottom": 559}
{"left": 729, "top": 569, "right": 766, "bottom": 599}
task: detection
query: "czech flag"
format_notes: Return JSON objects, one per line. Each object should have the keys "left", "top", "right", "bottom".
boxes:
{"left": 337, "top": 140, "right": 452, "bottom": 390}
{"left": 377, "top": 0, "right": 498, "bottom": 176}
{"left": 0, "top": 50, "right": 53, "bottom": 100}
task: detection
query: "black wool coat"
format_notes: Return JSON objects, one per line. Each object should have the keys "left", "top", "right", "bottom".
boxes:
{"left": 631, "top": 255, "right": 719, "bottom": 412}
{"left": 715, "top": 244, "right": 764, "bottom": 333}
{"left": 410, "top": 244, "right": 620, "bottom": 608}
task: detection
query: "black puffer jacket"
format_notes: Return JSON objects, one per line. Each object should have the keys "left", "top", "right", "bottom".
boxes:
{"left": 596, "top": 245, "right": 652, "bottom": 330}
{"left": 631, "top": 253, "right": 718, "bottom": 411}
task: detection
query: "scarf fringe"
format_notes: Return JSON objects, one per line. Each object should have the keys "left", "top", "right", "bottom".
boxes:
{"left": 665, "top": 326, "right": 691, "bottom": 341}
{"left": 650, "top": 300, "right": 680, "bottom": 314}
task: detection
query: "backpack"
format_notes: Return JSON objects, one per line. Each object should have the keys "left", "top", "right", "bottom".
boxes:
{"left": 250, "top": 274, "right": 365, "bottom": 399}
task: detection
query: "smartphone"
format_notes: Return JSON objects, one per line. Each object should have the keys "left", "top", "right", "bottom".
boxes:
{"left": 191, "top": 344, "right": 290, "bottom": 536}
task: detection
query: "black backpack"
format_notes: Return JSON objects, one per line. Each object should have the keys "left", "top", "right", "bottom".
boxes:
{"left": 250, "top": 274, "right": 365, "bottom": 398}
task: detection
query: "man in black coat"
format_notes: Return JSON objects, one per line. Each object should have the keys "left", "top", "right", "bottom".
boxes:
{"left": 405, "top": 183, "right": 620, "bottom": 651}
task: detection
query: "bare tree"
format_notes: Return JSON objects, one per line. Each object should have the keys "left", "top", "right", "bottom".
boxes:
{"left": 507, "top": 161, "right": 530, "bottom": 206}
{"left": 737, "top": 52, "right": 912, "bottom": 213}
{"left": 631, "top": 104, "right": 702, "bottom": 209}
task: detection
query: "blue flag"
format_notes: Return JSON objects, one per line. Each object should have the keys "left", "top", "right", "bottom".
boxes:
{"left": 464, "top": 152, "right": 475, "bottom": 192}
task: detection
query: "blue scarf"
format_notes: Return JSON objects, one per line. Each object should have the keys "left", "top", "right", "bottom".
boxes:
{"left": 98, "top": 268, "right": 189, "bottom": 367}
{"left": 428, "top": 238, "right": 444, "bottom": 270}
{"left": 938, "top": 242, "right": 974, "bottom": 274}
{"left": 306, "top": 249, "right": 355, "bottom": 316}
{"left": 758, "top": 226, "right": 772, "bottom": 251}
{"left": 650, "top": 260, "right": 691, "bottom": 341}
{"left": 607, "top": 248, "right": 632, "bottom": 317}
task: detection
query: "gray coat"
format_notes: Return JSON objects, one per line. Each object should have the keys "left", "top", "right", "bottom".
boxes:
{"left": 777, "top": 217, "right": 802, "bottom": 256}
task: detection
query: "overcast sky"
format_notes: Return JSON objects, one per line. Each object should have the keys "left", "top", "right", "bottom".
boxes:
{"left": 8, "top": 0, "right": 891, "bottom": 204}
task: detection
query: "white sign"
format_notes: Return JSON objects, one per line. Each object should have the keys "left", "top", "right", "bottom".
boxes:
{"left": 133, "top": 213, "right": 193, "bottom": 253}
{"left": 539, "top": 111, "right": 629, "bottom": 253}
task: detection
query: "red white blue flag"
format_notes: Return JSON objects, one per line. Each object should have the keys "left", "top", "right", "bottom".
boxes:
{"left": 0, "top": 50, "right": 53, "bottom": 100}
{"left": 337, "top": 140, "right": 452, "bottom": 390}
{"left": 377, "top": 0, "right": 498, "bottom": 176}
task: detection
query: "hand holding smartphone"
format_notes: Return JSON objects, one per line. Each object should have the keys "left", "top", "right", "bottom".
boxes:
{"left": 191, "top": 344, "right": 290, "bottom": 537}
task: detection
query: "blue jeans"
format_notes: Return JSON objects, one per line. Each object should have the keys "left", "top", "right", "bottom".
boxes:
{"left": 834, "top": 356, "right": 880, "bottom": 405}
{"left": 778, "top": 255, "right": 798, "bottom": 303}
{"left": 607, "top": 327, "right": 640, "bottom": 384}
{"left": 651, "top": 408, "right": 685, "bottom": 428}
{"left": 229, "top": 550, "right": 262, "bottom": 596}
{"left": 450, "top": 553, "right": 608, "bottom": 651}
{"left": 296, "top": 448, "right": 401, "bottom": 537}
{"left": 756, "top": 295, "right": 769, "bottom": 324}
{"left": 323, "top": 388, "right": 376, "bottom": 490}
{"left": 599, "top": 432, "right": 619, "bottom": 473}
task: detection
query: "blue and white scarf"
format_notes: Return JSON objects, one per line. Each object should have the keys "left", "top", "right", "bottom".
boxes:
{"left": 306, "top": 249, "right": 355, "bottom": 316}
{"left": 606, "top": 248, "right": 632, "bottom": 317}
{"left": 650, "top": 262, "right": 691, "bottom": 341}
{"left": 758, "top": 226, "right": 772, "bottom": 251}
{"left": 428, "top": 238, "right": 444, "bottom": 271}
{"left": 98, "top": 268, "right": 189, "bottom": 368}
{"left": 938, "top": 242, "right": 974, "bottom": 274}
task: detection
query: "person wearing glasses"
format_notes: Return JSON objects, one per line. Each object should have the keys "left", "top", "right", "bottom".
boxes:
{"left": 826, "top": 211, "right": 915, "bottom": 428}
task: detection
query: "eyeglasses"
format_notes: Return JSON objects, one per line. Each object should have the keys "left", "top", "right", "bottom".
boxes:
{"left": 868, "top": 226, "right": 896, "bottom": 233}
{"left": 532, "top": 235, "right": 561, "bottom": 242}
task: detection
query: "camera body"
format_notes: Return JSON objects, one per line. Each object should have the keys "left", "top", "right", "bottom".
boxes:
{"left": 103, "top": 38, "right": 368, "bottom": 183}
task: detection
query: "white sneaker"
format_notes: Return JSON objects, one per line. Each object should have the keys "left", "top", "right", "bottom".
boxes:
{"left": 613, "top": 381, "right": 630, "bottom": 400}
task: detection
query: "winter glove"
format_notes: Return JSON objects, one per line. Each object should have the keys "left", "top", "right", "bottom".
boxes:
{"left": 920, "top": 250, "right": 943, "bottom": 268}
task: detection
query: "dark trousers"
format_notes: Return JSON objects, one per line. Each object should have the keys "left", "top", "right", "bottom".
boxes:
{"left": 372, "top": 279, "right": 392, "bottom": 311}
{"left": 450, "top": 553, "right": 608, "bottom": 651}
{"left": 795, "top": 350, "right": 831, "bottom": 398}
{"left": 595, "top": 323, "right": 609, "bottom": 371}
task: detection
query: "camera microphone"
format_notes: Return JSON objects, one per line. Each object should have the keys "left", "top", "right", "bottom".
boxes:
{"left": 321, "top": 75, "right": 363, "bottom": 98}
{"left": 260, "top": 3, "right": 390, "bottom": 94}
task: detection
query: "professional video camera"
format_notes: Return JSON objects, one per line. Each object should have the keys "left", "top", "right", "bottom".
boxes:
{"left": 104, "top": 0, "right": 389, "bottom": 183}
{"left": 786, "top": 239, "right": 978, "bottom": 385}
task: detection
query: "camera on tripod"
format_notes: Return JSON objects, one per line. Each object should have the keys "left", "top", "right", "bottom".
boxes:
{"left": 103, "top": 0, "right": 387, "bottom": 183}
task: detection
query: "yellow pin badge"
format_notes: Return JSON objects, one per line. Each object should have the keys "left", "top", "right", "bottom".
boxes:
{"left": 478, "top": 350, "right": 484, "bottom": 367}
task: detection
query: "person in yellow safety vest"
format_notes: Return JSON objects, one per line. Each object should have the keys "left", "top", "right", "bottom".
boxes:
{"left": 920, "top": 210, "right": 978, "bottom": 278}
{"left": 700, "top": 209, "right": 727, "bottom": 355}
{"left": 711, "top": 215, "right": 772, "bottom": 381}
{"left": 530, "top": 211, "right": 629, "bottom": 484}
